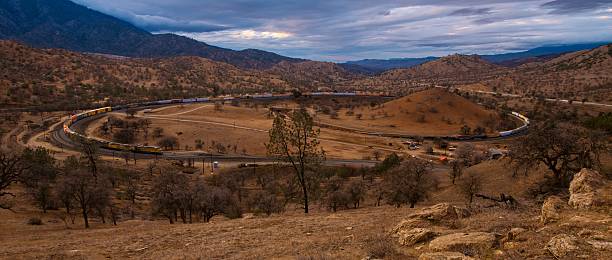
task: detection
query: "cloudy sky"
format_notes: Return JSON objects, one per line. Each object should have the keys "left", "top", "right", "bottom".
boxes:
{"left": 73, "top": 0, "right": 612, "bottom": 61}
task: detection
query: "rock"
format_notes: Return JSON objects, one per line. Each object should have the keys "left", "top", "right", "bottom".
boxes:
{"left": 418, "top": 251, "right": 474, "bottom": 260}
{"left": 429, "top": 232, "right": 497, "bottom": 255}
{"left": 397, "top": 228, "right": 438, "bottom": 246}
{"left": 586, "top": 240, "right": 612, "bottom": 250}
{"left": 391, "top": 218, "right": 430, "bottom": 233}
{"left": 408, "top": 203, "right": 470, "bottom": 222}
{"left": 541, "top": 196, "right": 564, "bottom": 224}
{"left": 506, "top": 228, "right": 527, "bottom": 241}
{"left": 546, "top": 234, "right": 578, "bottom": 258}
{"left": 569, "top": 169, "right": 610, "bottom": 209}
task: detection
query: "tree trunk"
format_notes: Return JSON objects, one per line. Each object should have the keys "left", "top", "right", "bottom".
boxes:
{"left": 82, "top": 209, "right": 89, "bottom": 228}
{"left": 301, "top": 180, "right": 309, "bottom": 214}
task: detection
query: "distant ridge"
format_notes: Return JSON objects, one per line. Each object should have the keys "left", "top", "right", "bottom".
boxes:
{"left": 0, "top": 0, "right": 303, "bottom": 69}
{"left": 344, "top": 42, "right": 611, "bottom": 72}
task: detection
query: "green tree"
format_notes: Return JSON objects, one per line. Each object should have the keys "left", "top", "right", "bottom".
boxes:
{"left": 266, "top": 108, "right": 325, "bottom": 213}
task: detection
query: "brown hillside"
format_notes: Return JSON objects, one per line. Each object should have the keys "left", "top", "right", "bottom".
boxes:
{"left": 381, "top": 54, "right": 505, "bottom": 80}
{"left": 317, "top": 88, "right": 503, "bottom": 136}
{"left": 486, "top": 44, "right": 612, "bottom": 103}
{"left": 0, "top": 40, "right": 291, "bottom": 109}
{"left": 267, "top": 60, "right": 361, "bottom": 90}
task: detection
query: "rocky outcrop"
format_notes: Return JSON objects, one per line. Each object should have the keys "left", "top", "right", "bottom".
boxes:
{"left": 392, "top": 203, "right": 471, "bottom": 237}
{"left": 419, "top": 251, "right": 474, "bottom": 260}
{"left": 541, "top": 196, "right": 564, "bottom": 224}
{"left": 546, "top": 234, "right": 578, "bottom": 258}
{"left": 397, "top": 228, "right": 438, "bottom": 246}
{"left": 569, "top": 169, "right": 610, "bottom": 209}
{"left": 407, "top": 203, "right": 471, "bottom": 222}
{"left": 428, "top": 232, "right": 497, "bottom": 255}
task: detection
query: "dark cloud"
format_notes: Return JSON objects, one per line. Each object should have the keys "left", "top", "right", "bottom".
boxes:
{"left": 133, "top": 15, "right": 231, "bottom": 32}
{"left": 72, "top": 0, "right": 612, "bottom": 61}
{"left": 450, "top": 8, "right": 492, "bottom": 16}
{"left": 542, "top": 0, "right": 612, "bottom": 14}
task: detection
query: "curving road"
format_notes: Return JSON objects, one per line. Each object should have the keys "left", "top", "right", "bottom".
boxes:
{"left": 48, "top": 113, "right": 382, "bottom": 167}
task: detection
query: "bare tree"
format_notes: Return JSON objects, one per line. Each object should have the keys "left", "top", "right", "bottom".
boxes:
{"left": 56, "top": 167, "right": 112, "bottom": 228}
{"left": 383, "top": 158, "right": 436, "bottom": 208}
{"left": 21, "top": 147, "right": 57, "bottom": 212}
{"left": 79, "top": 139, "right": 99, "bottom": 178}
{"left": 0, "top": 150, "right": 26, "bottom": 210}
{"left": 509, "top": 121, "right": 605, "bottom": 187}
{"left": 266, "top": 108, "right": 325, "bottom": 213}
{"left": 459, "top": 173, "right": 483, "bottom": 206}
{"left": 150, "top": 171, "right": 189, "bottom": 224}
{"left": 448, "top": 160, "right": 464, "bottom": 185}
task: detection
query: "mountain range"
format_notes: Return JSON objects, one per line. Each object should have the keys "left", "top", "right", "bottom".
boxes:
{"left": 345, "top": 43, "right": 610, "bottom": 72}
{"left": 0, "top": 0, "right": 303, "bottom": 70}
{"left": 1, "top": 0, "right": 609, "bottom": 74}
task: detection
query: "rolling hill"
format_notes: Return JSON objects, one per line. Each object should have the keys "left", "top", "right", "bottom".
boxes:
{"left": 317, "top": 88, "right": 503, "bottom": 136}
{"left": 486, "top": 44, "right": 612, "bottom": 103}
{"left": 0, "top": 41, "right": 291, "bottom": 109}
{"left": 380, "top": 54, "right": 504, "bottom": 80}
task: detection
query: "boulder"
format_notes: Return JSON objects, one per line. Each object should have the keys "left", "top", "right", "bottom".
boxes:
{"left": 418, "top": 251, "right": 474, "bottom": 260}
{"left": 397, "top": 228, "right": 438, "bottom": 246}
{"left": 391, "top": 204, "right": 472, "bottom": 235}
{"left": 569, "top": 169, "right": 610, "bottom": 209}
{"left": 429, "top": 232, "right": 497, "bottom": 255}
{"left": 408, "top": 203, "right": 471, "bottom": 222}
{"left": 546, "top": 234, "right": 578, "bottom": 258}
{"left": 541, "top": 196, "right": 564, "bottom": 224}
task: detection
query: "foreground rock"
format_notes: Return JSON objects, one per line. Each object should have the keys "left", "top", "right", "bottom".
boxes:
{"left": 392, "top": 203, "right": 471, "bottom": 245}
{"left": 419, "top": 251, "right": 474, "bottom": 260}
{"left": 397, "top": 228, "right": 438, "bottom": 246}
{"left": 546, "top": 234, "right": 578, "bottom": 258}
{"left": 428, "top": 232, "right": 497, "bottom": 255}
{"left": 408, "top": 203, "right": 470, "bottom": 222}
{"left": 569, "top": 169, "right": 610, "bottom": 209}
{"left": 541, "top": 196, "right": 564, "bottom": 224}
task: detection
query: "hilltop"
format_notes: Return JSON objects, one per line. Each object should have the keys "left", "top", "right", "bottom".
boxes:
{"left": 316, "top": 88, "right": 504, "bottom": 136}
{"left": 0, "top": 41, "right": 290, "bottom": 109}
{"left": 381, "top": 55, "right": 505, "bottom": 80}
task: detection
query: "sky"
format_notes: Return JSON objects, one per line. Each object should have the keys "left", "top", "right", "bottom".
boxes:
{"left": 73, "top": 0, "right": 612, "bottom": 61}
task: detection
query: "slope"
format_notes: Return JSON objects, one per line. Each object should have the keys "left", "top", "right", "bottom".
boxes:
{"left": 0, "top": 41, "right": 290, "bottom": 109}
{"left": 316, "top": 88, "right": 502, "bottom": 136}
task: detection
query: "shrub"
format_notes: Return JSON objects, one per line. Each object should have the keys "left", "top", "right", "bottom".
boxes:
{"left": 248, "top": 191, "right": 284, "bottom": 216}
{"left": 364, "top": 233, "right": 397, "bottom": 258}
{"left": 27, "top": 217, "right": 43, "bottom": 225}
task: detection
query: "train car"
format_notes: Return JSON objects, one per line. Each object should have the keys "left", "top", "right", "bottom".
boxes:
{"left": 182, "top": 98, "right": 197, "bottom": 103}
{"left": 154, "top": 100, "right": 173, "bottom": 105}
{"left": 134, "top": 146, "right": 163, "bottom": 154}
{"left": 195, "top": 97, "right": 210, "bottom": 102}
{"left": 332, "top": 92, "right": 357, "bottom": 96}
{"left": 106, "top": 142, "right": 132, "bottom": 152}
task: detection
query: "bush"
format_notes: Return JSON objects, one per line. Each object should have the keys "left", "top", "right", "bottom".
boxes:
{"left": 27, "top": 217, "right": 43, "bottom": 225}
{"left": 248, "top": 191, "right": 284, "bottom": 216}
{"left": 364, "top": 233, "right": 397, "bottom": 258}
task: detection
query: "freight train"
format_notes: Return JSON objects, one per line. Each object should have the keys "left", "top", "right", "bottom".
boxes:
{"left": 62, "top": 92, "right": 530, "bottom": 155}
